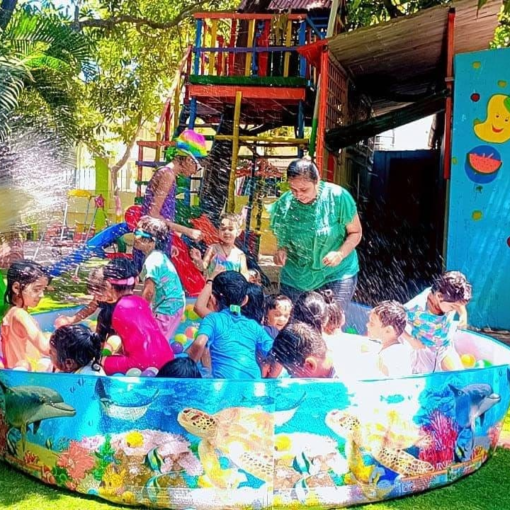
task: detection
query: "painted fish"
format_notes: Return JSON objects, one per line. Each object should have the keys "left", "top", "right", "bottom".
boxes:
{"left": 449, "top": 383, "right": 500, "bottom": 430}
{"left": 0, "top": 382, "right": 75, "bottom": 451}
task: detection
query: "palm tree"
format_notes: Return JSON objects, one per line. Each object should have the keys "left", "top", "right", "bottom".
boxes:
{"left": 0, "top": 3, "right": 92, "bottom": 141}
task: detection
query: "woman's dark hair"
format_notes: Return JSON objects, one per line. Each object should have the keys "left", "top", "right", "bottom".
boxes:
{"left": 431, "top": 270, "right": 472, "bottom": 304}
{"left": 50, "top": 324, "right": 102, "bottom": 372}
{"left": 293, "top": 291, "right": 327, "bottom": 332}
{"left": 5, "top": 259, "right": 50, "bottom": 306}
{"left": 157, "top": 357, "right": 202, "bottom": 378}
{"left": 242, "top": 283, "right": 264, "bottom": 323}
{"left": 319, "top": 289, "right": 345, "bottom": 332}
{"left": 136, "top": 215, "right": 170, "bottom": 251}
{"left": 211, "top": 271, "right": 248, "bottom": 311}
{"left": 271, "top": 322, "right": 327, "bottom": 369}
{"left": 103, "top": 259, "right": 138, "bottom": 292}
{"left": 287, "top": 158, "right": 320, "bottom": 184}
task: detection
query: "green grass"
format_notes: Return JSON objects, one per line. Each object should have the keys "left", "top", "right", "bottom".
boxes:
{"left": 1, "top": 449, "right": 510, "bottom": 510}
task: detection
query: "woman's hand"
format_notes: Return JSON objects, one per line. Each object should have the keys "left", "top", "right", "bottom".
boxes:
{"left": 186, "top": 228, "right": 203, "bottom": 242}
{"left": 274, "top": 248, "right": 287, "bottom": 266}
{"left": 322, "top": 251, "right": 344, "bottom": 267}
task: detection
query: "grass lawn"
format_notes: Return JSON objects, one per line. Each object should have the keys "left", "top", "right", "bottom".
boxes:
{"left": 1, "top": 448, "right": 510, "bottom": 510}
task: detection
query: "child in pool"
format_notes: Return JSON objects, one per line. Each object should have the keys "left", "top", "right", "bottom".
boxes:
{"left": 134, "top": 216, "right": 185, "bottom": 339}
{"left": 187, "top": 271, "right": 273, "bottom": 379}
{"left": 264, "top": 294, "right": 292, "bottom": 332}
{"left": 1, "top": 260, "right": 51, "bottom": 370}
{"left": 319, "top": 289, "right": 348, "bottom": 350}
{"left": 101, "top": 259, "right": 174, "bottom": 375}
{"left": 54, "top": 267, "right": 106, "bottom": 329}
{"left": 50, "top": 324, "right": 105, "bottom": 375}
{"left": 403, "top": 271, "right": 472, "bottom": 374}
{"left": 292, "top": 291, "right": 328, "bottom": 333}
{"left": 190, "top": 213, "right": 250, "bottom": 280}
{"left": 157, "top": 357, "right": 202, "bottom": 378}
{"left": 366, "top": 300, "right": 412, "bottom": 378}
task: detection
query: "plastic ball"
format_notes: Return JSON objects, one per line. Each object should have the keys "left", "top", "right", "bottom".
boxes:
{"left": 113, "top": 373, "right": 124, "bottom": 377}
{"left": 186, "top": 309, "right": 200, "bottom": 321}
{"left": 13, "top": 361, "right": 31, "bottom": 371}
{"left": 171, "top": 342, "right": 184, "bottom": 354}
{"left": 174, "top": 333, "right": 188, "bottom": 345}
{"left": 345, "top": 327, "right": 358, "bottom": 334}
{"left": 476, "top": 359, "right": 492, "bottom": 368}
{"left": 107, "top": 335, "right": 122, "bottom": 353}
{"left": 141, "top": 367, "right": 158, "bottom": 377}
{"left": 461, "top": 353, "right": 476, "bottom": 368}
{"left": 102, "top": 348, "right": 112, "bottom": 357}
{"left": 126, "top": 367, "right": 142, "bottom": 377}
{"left": 185, "top": 326, "right": 198, "bottom": 339}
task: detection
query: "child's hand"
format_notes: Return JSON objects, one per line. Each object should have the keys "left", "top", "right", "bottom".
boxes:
{"left": 190, "top": 248, "right": 202, "bottom": 262}
{"left": 187, "top": 228, "right": 203, "bottom": 242}
{"left": 54, "top": 315, "right": 75, "bottom": 328}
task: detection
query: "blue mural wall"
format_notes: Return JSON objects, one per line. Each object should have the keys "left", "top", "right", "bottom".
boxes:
{"left": 448, "top": 48, "right": 510, "bottom": 329}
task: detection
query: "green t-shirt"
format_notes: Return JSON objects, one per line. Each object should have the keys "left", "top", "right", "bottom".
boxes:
{"left": 269, "top": 181, "right": 359, "bottom": 291}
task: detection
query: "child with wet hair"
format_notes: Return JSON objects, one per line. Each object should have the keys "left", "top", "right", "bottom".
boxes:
{"left": 157, "top": 357, "right": 202, "bottom": 378}
{"left": 1, "top": 260, "right": 51, "bottom": 370}
{"left": 187, "top": 271, "right": 273, "bottom": 379}
{"left": 54, "top": 267, "right": 106, "bottom": 329}
{"left": 403, "top": 270, "right": 472, "bottom": 374}
{"left": 366, "top": 300, "right": 412, "bottom": 377}
{"left": 101, "top": 259, "right": 174, "bottom": 375}
{"left": 319, "top": 289, "right": 346, "bottom": 348}
{"left": 190, "top": 213, "right": 249, "bottom": 280}
{"left": 50, "top": 324, "right": 105, "bottom": 375}
{"left": 292, "top": 291, "right": 328, "bottom": 333}
{"left": 134, "top": 215, "right": 185, "bottom": 339}
{"left": 264, "top": 294, "right": 292, "bottom": 332}
{"left": 268, "top": 322, "right": 339, "bottom": 378}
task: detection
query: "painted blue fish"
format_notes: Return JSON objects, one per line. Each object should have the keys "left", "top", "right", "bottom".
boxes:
{"left": 145, "top": 447, "right": 165, "bottom": 473}
{"left": 449, "top": 383, "right": 500, "bottom": 430}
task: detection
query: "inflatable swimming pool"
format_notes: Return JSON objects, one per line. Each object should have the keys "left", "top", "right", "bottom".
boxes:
{"left": 1, "top": 303, "right": 509, "bottom": 509}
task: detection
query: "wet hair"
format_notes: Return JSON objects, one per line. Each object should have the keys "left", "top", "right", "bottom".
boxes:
{"left": 319, "top": 290, "right": 345, "bottom": 333}
{"left": 292, "top": 291, "right": 327, "bottom": 332}
{"left": 103, "top": 259, "right": 138, "bottom": 292}
{"left": 86, "top": 267, "right": 106, "bottom": 295}
{"left": 431, "top": 271, "right": 472, "bottom": 304}
{"left": 219, "top": 213, "right": 242, "bottom": 229}
{"left": 287, "top": 158, "right": 320, "bottom": 184}
{"left": 50, "top": 324, "right": 102, "bottom": 373}
{"left": 157, "top": 357, "right": 202, "bottom": 378}
{"left": 265, "top": 294, "right": 292, "bottom": 313}
{"left": 5, "top": 259, "right": 50, "bottom": 306}
{"left": 271, "top": 322, "right": 327, "bottom": 369}
{"left": 211, "top": 271, "right": 248, "bottom": 312}
{"left": 136, "top": 215, "right": 170, "bottom": 251}
{"left": 372, "top": 300, "right": 407, "bottom": 337}
{"left": 242, "top": 283, "right": 265, "bottom": 323}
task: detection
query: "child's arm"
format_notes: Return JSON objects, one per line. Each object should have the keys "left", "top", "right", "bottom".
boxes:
{"left": 190, "top": 248, "right": 205, "bottom": 271}
{"left": 201, "top": 246, "right": 215, "bottom": 274}
{"left": 194, "top": 280, "right": 214, "bottom": 318}
{"left": 401, "top": 330, "right": 426, "bottom": 350}
{"left": 239, "top": 252, "right": 250, "bottom": 280}
{"left": 142, "top": 278, "right": 156, "bottom": 304}
{"left": 187, "top": 334, "right": 208, "bottom": 362}
{"left": 458, "top": 305, "right": 468, "bottom": 329}
{"left": 54, "top": 300, "right": 99, "bottom": 328}
{"left": 13, "top": 309, "right": 50, "bottom": 355}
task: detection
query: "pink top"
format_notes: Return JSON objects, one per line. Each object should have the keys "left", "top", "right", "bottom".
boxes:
{"left": 1, "top": 307, "right": 49, "bottom": 369}
{"left": 103, "top": 295, "right": 174, "bottom": 375}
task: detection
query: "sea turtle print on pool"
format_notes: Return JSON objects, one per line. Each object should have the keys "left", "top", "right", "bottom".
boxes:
{"left": 178, "top": 406, "right": 275, "bottom": 488}
{"left": 326, "top": 411, "right": 434, "bottom": 477}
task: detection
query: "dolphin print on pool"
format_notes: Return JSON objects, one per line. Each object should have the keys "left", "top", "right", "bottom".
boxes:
{"left": 0, "top": 381, "right": 76, "bottom": 451}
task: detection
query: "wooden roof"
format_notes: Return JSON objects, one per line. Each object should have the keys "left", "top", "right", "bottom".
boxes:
{"left": 327, "top": 0, "right": 502, "bottom": 114}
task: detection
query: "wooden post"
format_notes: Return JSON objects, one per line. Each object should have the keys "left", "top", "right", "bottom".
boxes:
{"left": 316, "top": 49, "right": 329, "bottom": 175}
{"left": 209, "top": 19, "right": 218, "bottom": 76}
{"left": 283, "top": 19, "right": 293, "bottom": 77}
{"left": 443, "top": 8, "right": 456, "bottom": 180}
{"left": 228, "top": 91, "right": 243, "bottom": 212}
{"left": 245, "top": 19, "right": 256, "bottom": 76}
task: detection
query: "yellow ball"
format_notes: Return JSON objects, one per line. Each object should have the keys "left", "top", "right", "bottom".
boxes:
{"left": 107, "top": 335, "right": 122, "bottom": 353}
{"left": 186, "top": 308, "right": 200, "bottom": 321}
{"left": 174, "top": 333, "right": 188, "bottom": 345}
{"left": 461, "top": 353, "right": 476, "bottom": 368}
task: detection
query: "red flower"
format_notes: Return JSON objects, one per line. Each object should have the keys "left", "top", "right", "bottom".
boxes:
{"left": 42, "top": 466, "right": 56, "bottom": 485}
{"left": 57, "top": 441, "right": 95, "bottom": 480}
{"left": 23, "top": 451, "right": 39, "bottom": 465}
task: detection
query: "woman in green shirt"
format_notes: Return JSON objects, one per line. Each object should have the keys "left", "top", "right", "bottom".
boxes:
{"left": 269, "top": 159, "right": 363, "bottom": 312}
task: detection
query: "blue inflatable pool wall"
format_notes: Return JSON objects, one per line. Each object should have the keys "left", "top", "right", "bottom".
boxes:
{"left": 1, "top": 304, "right": 510, "bottom": 509}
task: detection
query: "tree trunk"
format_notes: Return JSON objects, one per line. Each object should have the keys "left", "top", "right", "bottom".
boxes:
{"left": 0, "top": 0, "right": 18, "bottom": 31}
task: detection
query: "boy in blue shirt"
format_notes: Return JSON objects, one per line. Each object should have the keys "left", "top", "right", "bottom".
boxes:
{"left": 187, "top": 271, "right": 273, "bottom": 379}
